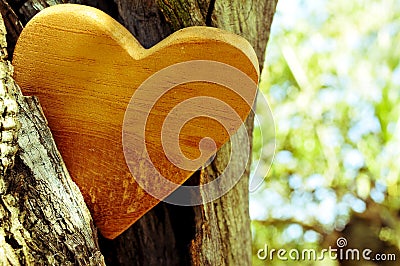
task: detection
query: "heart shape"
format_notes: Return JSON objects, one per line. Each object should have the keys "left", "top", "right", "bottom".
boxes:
{"left": 13, "top": 4, "right": 259, "bottom": 239}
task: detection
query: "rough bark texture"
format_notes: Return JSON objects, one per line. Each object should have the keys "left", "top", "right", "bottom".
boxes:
{"left": 0, "top": 0, "right": 23, "bottom": 59}
{"left": 1, "top": 0, "right": 277, "bottom": 265}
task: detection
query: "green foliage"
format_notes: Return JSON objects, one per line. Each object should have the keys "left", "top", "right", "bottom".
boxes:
{"left": 251, "top": 0, "right": 400, "bottom": 264}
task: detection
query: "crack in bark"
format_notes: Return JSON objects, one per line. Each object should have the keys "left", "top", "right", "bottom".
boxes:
{"left": 7, "top": 0, "right": 28, "bottom": 13}
{"left": 205, "top": 0, "right": 215, "bottom": 26}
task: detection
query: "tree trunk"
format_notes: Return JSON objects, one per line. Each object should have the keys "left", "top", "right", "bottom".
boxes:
{"left": 0, "top": 0, "right": 277, "bottom": 265}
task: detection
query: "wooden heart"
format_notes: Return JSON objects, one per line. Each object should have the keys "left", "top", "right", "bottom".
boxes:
{"left": 12, "top": 4, "right": 259, "bottom": 239}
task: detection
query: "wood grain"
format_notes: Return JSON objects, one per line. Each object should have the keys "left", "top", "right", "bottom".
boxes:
{"left": 12, "top": 4, "right": 259, "bottom": 239}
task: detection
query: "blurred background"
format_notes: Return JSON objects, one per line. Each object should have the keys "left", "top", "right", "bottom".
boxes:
{"left": 251, "top": 0, "right": 400, "bottom": 265}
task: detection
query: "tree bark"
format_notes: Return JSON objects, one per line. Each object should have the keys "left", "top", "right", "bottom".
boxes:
{"left": 0, "top": 0, "right": 277, "bottom": 265}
